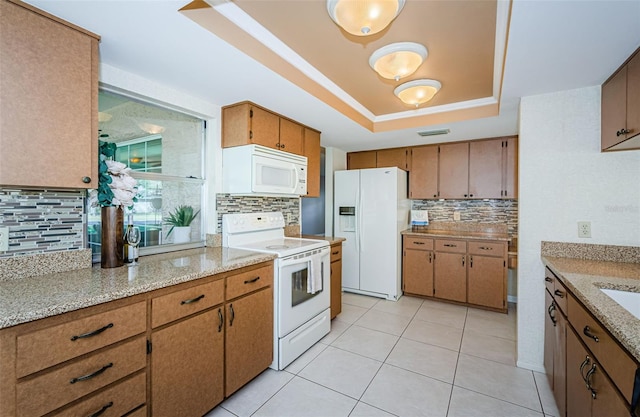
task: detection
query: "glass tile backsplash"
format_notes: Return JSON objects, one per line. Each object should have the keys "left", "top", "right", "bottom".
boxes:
{"left": 216, "top": 194, "right": 300, "bottom": 233}
{"left": 0, "top": 188, "right": 85, "bottom": 258}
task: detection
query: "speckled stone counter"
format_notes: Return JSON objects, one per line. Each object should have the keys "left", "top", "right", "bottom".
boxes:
{"left": 542, "top": 255, "right": 640, "bottom": 363}
{"left": 300, "top": 235, "right": 346, "bottom": 245}
{"left": 0, "top": 247, "right": 276, "bottom": 330}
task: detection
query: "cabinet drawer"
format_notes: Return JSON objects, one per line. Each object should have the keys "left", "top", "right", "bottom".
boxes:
{"left": 551, "top": 277, "right": 568, "bottom": 315}
{"left": 435, "top": 239, "right": 466, "bottom": 253}
{"left": 17, "top": 337, "right": 146, "bottom": 417}
{"left": 330, "top": 244, "right": 342, "bottom": 262}
{"left": 468, "top": 241, "right": 506, "bottom": 256}
{"left": 152, "top": 278, "right": 224, "bottom": 328}
{"left": 568, "top": 294, "right": 637, "bottom": 403}
{"left": 16, "top": 302, "right": 146, "bottom": 377}
{"left": 544, "top": 267, "right": 556, "bottom": 294}
{"left": 404, "top": 236, "right": 434, "bottom": 251}
{"left": 226, "top": 264, "right": 273, "bottom": 300}
{"left": 52, "top": 372, "right": 145, "bottom": 417}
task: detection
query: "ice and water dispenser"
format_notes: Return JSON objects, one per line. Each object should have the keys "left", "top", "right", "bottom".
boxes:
{"left": 338, "top": 207, "right": 356, "bottom": 232}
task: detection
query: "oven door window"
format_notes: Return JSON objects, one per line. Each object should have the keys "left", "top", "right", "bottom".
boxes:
{"left": 291, "top": 265, "right": 322, "bottom": 307}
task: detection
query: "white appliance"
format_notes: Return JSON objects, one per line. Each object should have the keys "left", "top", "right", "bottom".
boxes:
{"left": 222, "top": 144, "right": 307, "bottom": 196}
{"left": 222, "top": 212, "right": 330, "bottom": 370}
{"left": 334, "top": 167, "right": 410, "bottom": 301}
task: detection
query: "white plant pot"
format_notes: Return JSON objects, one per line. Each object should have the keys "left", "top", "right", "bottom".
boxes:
{"left": 172, "top": 226, "right": 191, "bottom": 244}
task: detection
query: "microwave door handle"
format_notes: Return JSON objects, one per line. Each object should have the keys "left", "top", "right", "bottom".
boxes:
{"left": 292, "top": 165, "right": 299, "bottom": 194}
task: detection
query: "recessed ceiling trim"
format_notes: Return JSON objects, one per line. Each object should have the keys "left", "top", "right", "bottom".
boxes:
{"left": 373, "top": 96, "right": 498, "bottom": 122}
{"left": 494, "top": 0, "right": 513, "bottom": 99}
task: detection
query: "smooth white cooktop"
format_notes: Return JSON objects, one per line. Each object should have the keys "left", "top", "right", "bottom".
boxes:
{"left": 230, "top": 237, "right": 328, "bottom": 258}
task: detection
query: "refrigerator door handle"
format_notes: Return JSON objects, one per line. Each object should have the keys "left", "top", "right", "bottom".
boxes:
{"left": 356, "top": 181, "right": 361, "bottom": 255}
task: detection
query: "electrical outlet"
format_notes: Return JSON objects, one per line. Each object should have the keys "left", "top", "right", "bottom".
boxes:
{"left": 0, "top": 227, "right": 8, "bottom": 251}
{"left": 578, "top": 221, "right": 591, "bottom": 238}
{"left": 453, "top": 211, "right": 461, "bottom": 221}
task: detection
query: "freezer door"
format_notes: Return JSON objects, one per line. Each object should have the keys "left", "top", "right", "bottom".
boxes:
{"left": 360, "top": 168, "right": 400, "bottom": 296}
{"left": 334, "top": 170, "right": 360, "bottom": 291}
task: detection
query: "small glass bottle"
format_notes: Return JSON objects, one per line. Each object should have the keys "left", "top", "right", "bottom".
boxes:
{"left": 123, "top": 213, "right": 134, "bottom": 263}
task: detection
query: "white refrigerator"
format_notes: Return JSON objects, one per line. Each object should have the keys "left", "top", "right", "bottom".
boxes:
{"left": 334, "top": 167, "right": 410, "bottom": 301}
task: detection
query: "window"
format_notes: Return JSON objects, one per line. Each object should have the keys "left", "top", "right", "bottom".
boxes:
{"left": 88, "top": 90, "right": 205, "bottom": 261}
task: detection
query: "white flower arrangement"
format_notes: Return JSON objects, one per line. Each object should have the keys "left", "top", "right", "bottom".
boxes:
{"left": 90, "top": 141, "right": 138, "bottom": 208}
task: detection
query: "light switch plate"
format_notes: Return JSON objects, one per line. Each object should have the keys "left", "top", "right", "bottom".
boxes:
{"left": 0, "top": 227, "right": 8, "bottom": 251}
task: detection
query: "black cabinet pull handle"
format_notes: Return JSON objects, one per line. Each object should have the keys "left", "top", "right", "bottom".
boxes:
{"left": 469, "top": 194, "right": 474, "bottom": 197}
{"left": 470, "top": 256, "right": 473, "bottom": 268}
{"left": 70, "top": 363, "right": 113, "bottom": 384}
{"left": 332, "top": 250, "right": 339, "bottom": 255}
{"left": 479, "top": 246, "right": 493, "bottom": 250}
{"left": 229, "top": 304, "right": 235, "bottom": 327}
{"left": 217, "top": 308, "right": 223, "bottom": 332}
{"left": 428, "top": 253, "right": 432, "bottom": 263}
{"left": 71, "top": 323, "right": 113, "bottom": 341}
{"left": 554, "top": 289, "right": 564, "bottom": 298}
{"left": 579, "top": 356, "right": 591, "bottom": 383}
{"left": 413, "top": 241, "right": 425, "bottom": 245}
{"left": 181, "top": 294, "right": 205, "bottom": 305}
{"left": 82, "top": 176, "right": 92, "bottom": 184}
{"left": 89, "top": 401, "right": 113, "bottom": 417}
{"left": 548, "top": 302, "right": 557, "bottom": 326}
{"left": 586, "top": 364, "right": 597, "bottom": 398}
{"left": 617, "top": 128, "right": 630, "bottom": 136}
{"left": 462, "top": 256, "right": 465, "bottom": 267}
{"left": 583, "top": 326, "right": 599, "bottom": 342}
{"left": 433, "top": 194, "right": 437, "bottom": 198}
{"left": 464, "top": 194, "right": 468, "bottom": 198}
{"left": 443, "top": 244, "right": 457, "bottom": 247}
{"left": 244, "top": 276, "right": 260, "bottom": 284}
{"left": 281, "top": 144, "right": 285, "bottom": 149}
{"left": 545, "top": 277, "right": 553, "bottom": 283}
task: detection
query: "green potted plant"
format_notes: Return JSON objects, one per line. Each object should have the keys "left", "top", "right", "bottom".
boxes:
{"left": 164, "top": 205, "right": 200, "bottom": 244}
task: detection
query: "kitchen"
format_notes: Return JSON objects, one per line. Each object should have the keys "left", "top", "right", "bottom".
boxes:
{"left": 1, "top": 1, "right": 639, "bottom": 417}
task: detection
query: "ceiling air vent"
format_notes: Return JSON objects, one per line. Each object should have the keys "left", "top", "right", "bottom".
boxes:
{"left": 417, "top": 128, "right": 450, "bottom": 137}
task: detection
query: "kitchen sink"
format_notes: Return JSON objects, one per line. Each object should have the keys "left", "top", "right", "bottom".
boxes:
{"left": 600, "top": 288, "right": 640, "bottom": 319}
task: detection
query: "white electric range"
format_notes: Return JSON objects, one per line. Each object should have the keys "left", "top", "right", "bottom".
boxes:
{"left": 222, "top": 212, "right": 330, "bottom": 370}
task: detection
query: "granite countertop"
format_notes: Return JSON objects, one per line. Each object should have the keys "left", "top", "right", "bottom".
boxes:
{"left": 300, "top": 235, "right": 346, "bottom": 245}
{"left": 0, "top": 247, "right": 276, "bottom": 330}
{"left": 402, "top": 228, "right": 511, "bottom": 242}
{"left": 542, "top": 256, "right": 640, "bottom": 362}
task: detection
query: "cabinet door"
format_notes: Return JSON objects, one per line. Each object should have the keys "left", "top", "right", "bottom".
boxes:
{"left": 469, "top": 139, "right": 503, "bottom": 199}
{"left": 250, "top": 106, "right": 280, "bottom": 149}
{"left": 225, "top": 288, "right": 274, "bottom": 396}
{"left": 438, "top": 143, "right": 469, "bottom": 199}
{"left": 467, "top": 254, "right": 504, "bottom": 309}
{"left": 601, "top": 67, "right": 628, "bottom": 150}
{"left": 503, "top": 137, "right": 518, "bottom": 198}
{"left": 403, "top": 249, "right": 434, "bottom": 297}
{"left": 553, "top": 310, "right": 567, "bottom": 417}
{"left": 151, "top": 309, "right": 224, "bottom": 417}
{"left": 434, "top": 252, "right": 467, "bottom": 302}
{"left": 303, "top": 128, "right": 321, "bottom": 197}
{"left": 222, "top": 103, "right": 251, "bottom": 147}
{"left": 330, "top": 259, "right": 342, "bottom": 319}
{"left": 544, "top": 291, "right": 556, "bottom": 388}
{"left": 347, "top": 151, "right": 377, "bottom": 169}
{"left": 590, "top": 362, "right": 630, "bottom": 417}
{"left": 409, "top": 145, "right": 439, "bottom": 199}
{"left": 0, "top": 1, "right": 97, "bottom": 188}
{"left": 377, "top": 148, "right": 407, "bottom": 170}
{"left": 566, "top": 327, "right": 593, "bottom": 417}
{"left": 279, "top": 118, "right": 303, "bottom": 155}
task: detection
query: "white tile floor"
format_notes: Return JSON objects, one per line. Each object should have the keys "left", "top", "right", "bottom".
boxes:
{"left": 206, "top": 294, "right": 559, "bottom": 417}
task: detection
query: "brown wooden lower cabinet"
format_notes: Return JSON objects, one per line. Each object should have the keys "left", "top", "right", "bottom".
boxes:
{"left": 433, "top": 251, "right": 467, "bottom": 302}
{"left": 330, "top": 242, "right": 343, "bottom": 319}
{"left": 467, "top": 255, "right": 504, "bottom": 310}
{"left": 225, "top": 287, "right": 274, "bottom": 396}
{"left": 151, "top": 309, "right": 224, "bottom": 417}
{"left": 403, "top": 247, "right": 434, "bottom": 297}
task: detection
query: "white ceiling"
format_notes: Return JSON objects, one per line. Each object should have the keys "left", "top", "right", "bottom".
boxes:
{"left": 25, "top": 0, "right": 640, "bottom": 152}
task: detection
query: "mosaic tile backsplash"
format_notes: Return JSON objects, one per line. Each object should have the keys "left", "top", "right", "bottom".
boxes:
{"left": 412, "top": 199, "right": 518, "bottom": 237}
{"left": 216, "top": 194, "right": 300, "bottom": 233}
{"left": 0, "top": 188, "right": 85, "bottom": 258}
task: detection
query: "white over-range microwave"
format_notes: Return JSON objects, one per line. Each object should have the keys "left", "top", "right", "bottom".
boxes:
{"left": 222, "top": 144, "right": 307, "bottom": 196}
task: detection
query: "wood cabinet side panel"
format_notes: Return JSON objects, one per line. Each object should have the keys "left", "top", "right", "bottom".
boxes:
{"left": 601, "top": 67, "right": 628, "bottom": 150}
{"left": 303, "top": 128, "right": 321, "bottom": 197}
{"left": 409, "top": 146, "right": 438, "bottom": 199}
{"left": 225, "top": 288, "right": 274, "bottom": 396}
{"left": 504, "top": 137, "right": 518, "bottom": 198}
{"left": 0, "top": 1, "right": 95, "bottom": 188}
{"left": 330, "top": 259, "right": 342, "bottom": 319}
{"left": 222, "top": 103, "right": 251, "bottom": 148}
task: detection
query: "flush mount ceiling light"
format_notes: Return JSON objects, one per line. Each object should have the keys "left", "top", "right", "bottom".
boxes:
{"left": 327, "top": 0, "right": 406, "bottom": 36}
{"left": 369, "top": 42, "right": 427, "bottom": 81}
{"left": 394, "top": 79, "right": 442, "bottom": 107}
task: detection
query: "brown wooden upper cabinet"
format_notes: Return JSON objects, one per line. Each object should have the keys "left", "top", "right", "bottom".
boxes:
{"left": 409, "top": 145, "right": 438, "bottom": 199}
{"left": 438, "top": 142, "right": 470, "bottom": 199}
{"left": 601, "top": 49, "right": 640, "bottom": 151}
{"left": 347, "top": 148, "right": 408, "bottom": 171}
{"left": 0, "top": 0, "right": 99, "bottom": 189}
{"left": 222, "top": 101, "right": 322, "bottom": 197}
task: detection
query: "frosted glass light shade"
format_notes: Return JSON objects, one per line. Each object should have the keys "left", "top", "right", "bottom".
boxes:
{"left": 369, "top": 42, "right": 427, "bottom": 81}
{"left": 394, "top": 79, "right": 441, "bottom": 107}
{"left": 327, "top": 0, "right": 405, "bottom": 36}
